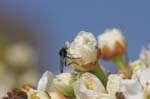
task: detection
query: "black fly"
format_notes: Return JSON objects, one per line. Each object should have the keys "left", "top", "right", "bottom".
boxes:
{"left": 59, "top": 47, "right": 68, "bottom": 73}
{"left": 59, "top": 47, "right": 81, "bottom": 73}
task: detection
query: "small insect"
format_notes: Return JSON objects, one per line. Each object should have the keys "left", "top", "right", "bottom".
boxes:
{"left": 59, "top": 47, "right": 80, "bottom": 73}
{"left": 59, "top": 47, "right": 68, "bottom": 73}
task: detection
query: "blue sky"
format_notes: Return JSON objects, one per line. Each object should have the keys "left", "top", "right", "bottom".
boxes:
{"left": 0, "top": 0, "right": 150, "bottom": 73}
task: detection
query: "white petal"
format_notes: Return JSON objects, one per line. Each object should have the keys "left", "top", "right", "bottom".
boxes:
{"left": 121, "top": 79, "right": 142, "bottom": 93}
{"left": 140, "top": 67, "right": 150, "bottom": 87}
{"left": 139, "top": 45, "right": 150, "bottom": 67}
{"left": 73, "top": 73, "right": 105, "bottom": 99}
{"left": 37, "top": 71, "right": 54, "bottom": 91}
{"left": 73, "top": 80, "right": 90, "bottom": 99}
{"left": 124, "top": 92, "right": 143, "bottom": 99}
{"left": 98, "top": 28, "right": 125, "bottom": 50}
{"left": 107, "top": 74, "right": 143, "bottom": 99}
{"left": 36, "top": 91, "right": 51, "bottom": 99}
{"left": 50, "top": 92, "right": 68, "bottom": 99}
{"left": 52, "top": 73, "right": 76, "bottom": 97}
{"left": 96, "top": 94, "right": 115, "bottom": 99}
{"left": 27, "top": 89, "right": 51, "bottom": 99}
{"left": 74, "top": 31, "right": 96, "bottom": 47}
{"left": 66, "top": 31, "right": 97, "bottom": 66}
{"left": 131, "top": 67, "right": 145, "bottom": 80}
{"left": 131, "top": 60, "right": 146, "bottom": 80}
{"left": 81, "top": 73, "right": 106, "bottom": 93}
{"left": 106, "top": 74, "right": 122, "bottom": 96}
{"left": 121, "top": 79, "right": 143, "bottom": 99}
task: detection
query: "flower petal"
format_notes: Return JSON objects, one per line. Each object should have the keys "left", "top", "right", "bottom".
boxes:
{"left": 53, "top": 73, "right": 76, "bottom": 98}
{"left": 107, "top": 74, "right": 122, "bottom": 96}
{"left": 66, "top": 31, "right": 97, "bottom": 72}
{"left": 73, "top": 73, "right": 105, "bottom": 99}
{"left": 37, "top": 71, "right": 54, "bottom": 91}
{"left": 96, "top": 94, "right": 115, "bottom": 99}
{"left": 50, "top": 92, "right": 68, "bottom": 99}
{"left": 140, "top": 67, "right": 150, "bottom": 87}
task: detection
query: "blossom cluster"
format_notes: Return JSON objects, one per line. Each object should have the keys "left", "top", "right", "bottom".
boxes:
{"left": 3, "top": 28, "right": 150, "bottom": 99}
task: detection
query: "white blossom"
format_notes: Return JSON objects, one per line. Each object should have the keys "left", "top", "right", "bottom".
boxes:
{"left": 107, "top": 74, "right": 143, "bottom": 99}
{"left": 98, "top": 28, "right": 126, "bottom": 60}
{"left": 53, "top": 73, "right": 77, "bottom": 97}
{"left": 73, "top": 73, "right": 106, "bottom": 99}
{"left": 66, "top": 31, "right": 97, "bottom": 71}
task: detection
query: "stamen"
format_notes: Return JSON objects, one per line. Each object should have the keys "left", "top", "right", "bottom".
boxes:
{"left": 23, "top": 85, "right": 31, "bottom": 92}
{"left": 31, "top": 92, "right": 40, "bottom": 99}
{"left": 86, "top": 81, "right": 93, "bottom": 90}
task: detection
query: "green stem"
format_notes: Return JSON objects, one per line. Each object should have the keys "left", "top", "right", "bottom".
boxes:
{"left": 112, "top": 56, "right": 128, "bottom": 74}
{"left": 90, "top": 63, "right": 107, "bottom": 87}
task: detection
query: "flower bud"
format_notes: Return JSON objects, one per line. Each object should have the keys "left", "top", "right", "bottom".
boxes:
{"left": 98, "top": 28, "right": 126, "bottom": 60}
{"left": 66, "top": 31, "right": 97, "bottom": 72}
{"left": 53, "top": 73, "right": 77, "bottom": 98}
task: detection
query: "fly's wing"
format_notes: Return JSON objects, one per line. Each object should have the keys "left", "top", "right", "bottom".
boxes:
{"left": 60, "top": 55, "right": 64, "bottom": 73}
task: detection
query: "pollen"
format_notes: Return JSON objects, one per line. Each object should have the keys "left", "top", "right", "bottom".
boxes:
{"left": 86, "top": 81, "right": 93, "bottom": 90}
{"left": 23, "top": 84, "right": 31, "bottom": 92}
{"left": 31, "top": 92, "right": 40, "bottom": 99}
